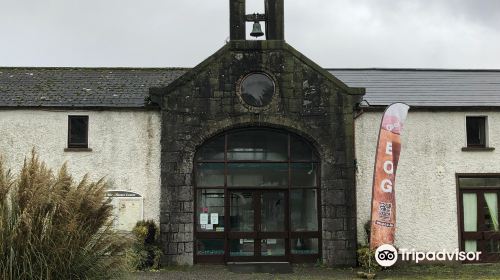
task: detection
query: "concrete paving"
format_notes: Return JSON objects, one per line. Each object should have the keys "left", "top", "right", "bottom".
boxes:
{"left": 127, "top": 263, "right": 500, "bottom": 280}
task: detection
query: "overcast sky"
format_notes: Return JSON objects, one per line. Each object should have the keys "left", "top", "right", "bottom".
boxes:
{"left": 1, "top": 0, "right": 499, "bottom": 69}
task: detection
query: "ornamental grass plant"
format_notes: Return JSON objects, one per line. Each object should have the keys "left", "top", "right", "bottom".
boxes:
{"left": 0, "top": 151, "right": 128, "bottom": 280}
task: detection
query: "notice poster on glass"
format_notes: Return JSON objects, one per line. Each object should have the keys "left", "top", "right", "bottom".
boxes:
{"left": 200, "top": 213, "right": 209, "bottom": 225}
{"left": 210, "top": 213, "right": 219, "bottom": 225}
{"left": 206, "top": 224, "right": 214, "bottom": 230}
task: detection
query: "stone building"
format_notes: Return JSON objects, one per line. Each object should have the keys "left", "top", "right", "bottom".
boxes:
{"left": 1, "top": 0, "right": 500, "bottom": 265}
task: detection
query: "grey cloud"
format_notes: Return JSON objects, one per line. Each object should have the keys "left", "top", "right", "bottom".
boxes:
{"left": 0, "top": 0, "right": 499, "bottom": 68}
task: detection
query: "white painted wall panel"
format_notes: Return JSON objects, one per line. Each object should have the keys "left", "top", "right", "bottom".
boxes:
{"left": 0, "top": 109, "right": 161, "bottom": 226}
{"left": 355, "top": 111, "right": 500, "bottom": 251}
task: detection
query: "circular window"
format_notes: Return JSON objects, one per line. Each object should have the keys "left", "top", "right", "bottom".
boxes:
{"left": 239, "top": 73, "right": 275, "bottom": 107}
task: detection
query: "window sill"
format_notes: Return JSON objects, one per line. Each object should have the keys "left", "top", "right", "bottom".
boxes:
{"left": 461, "top": 147, "right": 495, "bottom": 152}
{"left": 64, "top": 148, "right": 93, "bottom": 152}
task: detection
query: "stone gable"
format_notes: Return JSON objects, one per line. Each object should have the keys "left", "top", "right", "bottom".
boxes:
{"left": 152, "top": 40, "right": 364, "bottom": 266}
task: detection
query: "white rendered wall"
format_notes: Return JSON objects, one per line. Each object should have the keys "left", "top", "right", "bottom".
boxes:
{"left": 355, "top": 110, "right": 500, "bottom": 252}
{"left": 0, "top": 109, "right": 161, "bottom": 226}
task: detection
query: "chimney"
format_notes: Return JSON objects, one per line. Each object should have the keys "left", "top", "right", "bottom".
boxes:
{"left": 229, "top": 0, "right": 285, "bottom": 41}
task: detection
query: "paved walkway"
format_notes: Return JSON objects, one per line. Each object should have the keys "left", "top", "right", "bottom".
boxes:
{"left": 127, "top": 263, "right": 500, "bottom": 280}
{"left": 127, "top": 265, "right": 356, "bottom": 280}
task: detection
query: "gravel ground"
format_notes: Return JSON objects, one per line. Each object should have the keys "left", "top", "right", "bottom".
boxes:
{"left": 127, "top": 263, "right": 500, "bottom": 280}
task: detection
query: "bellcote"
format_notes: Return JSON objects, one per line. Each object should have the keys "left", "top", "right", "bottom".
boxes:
{"left": 229, "top": 0, "right": 284, "bottom": 41}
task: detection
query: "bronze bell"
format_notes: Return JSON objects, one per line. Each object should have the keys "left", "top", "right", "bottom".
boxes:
{"left": 250, "top": 21, "right": 264, "bottom": 38}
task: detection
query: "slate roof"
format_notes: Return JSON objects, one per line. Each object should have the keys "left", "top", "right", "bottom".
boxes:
{"left": 1, "top": 67, "right": 500, "bottom": 108}
{"left": 329, "top": 68, "right": 500, "bottom": 107}
{"left": 0, "top": 67, "right": 187, "bottom": 108}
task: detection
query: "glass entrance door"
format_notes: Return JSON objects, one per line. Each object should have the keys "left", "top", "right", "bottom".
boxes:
{"left": 228, "top": 190, "right": 288, "bottom": 261}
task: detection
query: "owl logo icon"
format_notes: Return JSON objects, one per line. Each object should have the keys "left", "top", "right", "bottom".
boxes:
{"left": 375, "top": 244, "right": 398, "bottom": 267}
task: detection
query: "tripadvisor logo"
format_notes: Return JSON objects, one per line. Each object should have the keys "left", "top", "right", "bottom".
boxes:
{"left": 375, "top": 244, "right": 482, "bottom": 267}
{"left": 375, "top": 244, "right": 398, "bottom": 267}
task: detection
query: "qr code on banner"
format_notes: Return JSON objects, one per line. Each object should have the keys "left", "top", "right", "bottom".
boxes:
{"left": 378, "top": 202, "right": 392, "bottom": 219}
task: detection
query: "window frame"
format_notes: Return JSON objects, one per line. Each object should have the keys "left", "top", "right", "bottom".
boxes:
{"left": 465, "top": 115, "right": 488, "bottom": 148}
{"left": 67, "top": 115, "right": 89, "bottom": 149}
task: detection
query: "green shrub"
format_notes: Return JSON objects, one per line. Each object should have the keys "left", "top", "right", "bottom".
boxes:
{"left": 127, "top": 220, "right": 162, "bottom": 271}
{"left": 0, "top": 151, "right": 128, "bottom": 279}
{"left": 357, "top": 246, "right": 380, "bottom": 273}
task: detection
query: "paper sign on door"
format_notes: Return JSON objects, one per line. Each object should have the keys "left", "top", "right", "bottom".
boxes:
{"left": 200, "top": 213, "right": 209, "bottom": 225}
{"left": 210, "top": 213, "right": 219, "bottom": 225}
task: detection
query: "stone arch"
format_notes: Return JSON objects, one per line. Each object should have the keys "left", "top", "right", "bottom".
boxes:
{"left": 160, "top": 114, "right": 353, "bottom": 266}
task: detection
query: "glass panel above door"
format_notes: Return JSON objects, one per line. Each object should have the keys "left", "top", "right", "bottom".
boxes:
{"left": 227, "top": 130, "right": 288, "bottom": 161}
{"left": 291, "top": 135, "right": 318, "bottom": 161}
{"left": 227, "top": 163, "right": 288, "bottom": 187}
{"left": 195, "top": 163, "right": 225, "bottom": 187}
{"left": 291, "top": 163, "right": 318, "bottom": 187}
{"left": 459, "top": 177, "right": 500, "bottom": 188}
{"left": 196, "top": 136, "right": 225, "bottom": 161}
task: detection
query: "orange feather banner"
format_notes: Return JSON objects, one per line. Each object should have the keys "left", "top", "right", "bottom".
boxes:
{"left": 370, "top": 103, "right": 410, "bottom": 250}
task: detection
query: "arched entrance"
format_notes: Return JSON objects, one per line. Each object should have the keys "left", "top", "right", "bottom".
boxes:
{"left": 194, "top": 128, "right": 321, "bottom": 263}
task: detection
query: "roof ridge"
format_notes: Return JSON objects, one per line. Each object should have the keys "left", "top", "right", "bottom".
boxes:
{"left": 2, "top": 67, "right": 500, "bottom": 72}
{"left": 327, "top": 68, "right": 500, "bottom": 72}
{"left": 0, "top": 66, "right": 191, "bottom": 70}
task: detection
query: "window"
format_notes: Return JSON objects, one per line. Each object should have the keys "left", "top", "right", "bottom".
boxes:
{"left": 239, "top": 73, "right": 275, "bottom": 107}
{"left": 68, "top": 116, "right": 89, "bottom": 148}
{"left": 466, "top": 116, "right": 487, "bottom": 148}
